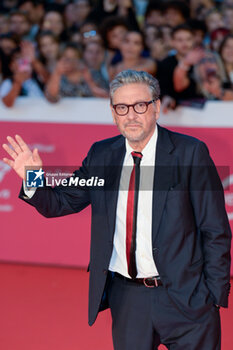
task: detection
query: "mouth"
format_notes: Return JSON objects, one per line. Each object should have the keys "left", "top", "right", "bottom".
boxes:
{"left": 125, "top": 124, "right": 141, "bottom": 128}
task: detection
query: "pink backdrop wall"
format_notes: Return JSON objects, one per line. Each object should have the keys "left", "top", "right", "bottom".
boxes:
{"left": 0, "top": 121, "right": 232, "bottom": 273}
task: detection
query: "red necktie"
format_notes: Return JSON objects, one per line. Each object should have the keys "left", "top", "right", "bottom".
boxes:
{"left": 126, "top": 151, "right": 143, "bottom": 279}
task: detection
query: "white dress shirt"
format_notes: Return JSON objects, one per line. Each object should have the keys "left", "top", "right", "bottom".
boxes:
{"left": 109, "top": 125, "right": 159, "bottom": 278}
{"left": 24, "top": 126, "right": 159, "bottom": 278}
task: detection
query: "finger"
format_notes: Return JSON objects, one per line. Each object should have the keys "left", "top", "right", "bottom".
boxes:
{"left": 2, "top": 157, "right": 14, "bottom": 168}
{"left": 6, "top": 135, "right": 23, "bottom": 154}
{"left": 2, "top": 143, "right": 17, "bottom": 160}
{"left": 15, "top": 134, "right": 30, "bottom": 152}
{"left": 32, "top": 148, "right": 41, "bottom": 163}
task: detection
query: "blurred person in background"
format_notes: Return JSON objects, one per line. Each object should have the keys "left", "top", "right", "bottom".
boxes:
{"left": 64, "top": 0, "right": 92, "bottom": 31}
{"left": 223, "top": 0, "right": 233, "bottom": 6}
{"left": 219, "top": 34, "right": 233, "bottom": 87}
{"left": 189, "top": 0, "right": 214, "bottom": 20}
{"left": 0, "top": 32, "right": 19, "bottom": 81}
{"left": 18, "top": 0, "right": 45, "bottom": 39}
{"left": 0, "top": 0, "right": 18, "bottom": 12}
{"left": 0, "top": 12, "right": 9, "bottom": 35}
{"left": 0, "top": 48, "right": 2, "bottom": 81}
{"left": 20, "top": 40, "right": 49, "bottom": 82}
{"left": 37, "top": 30, "right": 60, "bottom": 74}
{"left": 157, "top": 24, "right": 204, "bottom": 108}
{"left": 149, "top": 33, "right": 170, "bottom": 62}
{"left": 73, "top": 0, "right": 92, "bottom": 29}
{"left": 188, "top": 19, "right": 207, "bottom": 47}
{"left": 222, "top": 5, "right": 233, "bottom": 33}
{"left": 100, "top": 16, "right": 128, "bottom": 66}
{"left": 109, "top": 29, "right": 156, "bottom": 80}
{"left": 68, "top": 28, "right": 83, "bottom": 46}
{"left": 159, "top": 25, "right": 173, "bottom": 50}
{"left": 0, "top": 47, "right": 5, "bottom": 83}
{"left": 9, "top": 10, "right": 33, "bottom": 41}
{"left": 0, "top": 47, "right": 44, "bottom": 107}
{"left": 64, "top": 1, "right": 78, "bottom": 30}
{"left": 49, "top": 0, "right": 69, "bottom": 5}
{"left": 88, "top": 0, "right": 138, "bottom": 29}
{"left": 144, "top": 25, "right": 172, "bottom": 61}
{"left": 193, "top": 50, "right": 233, "bottom": 100}
{"left": 83, "top": 41, "right": 109, "bottom": 90}
{"left": 163, "top": 1, "right": 189, "bottom": 28}
{"left": 79, "top": 21, "right": 103, "bottom": 46}
{"left": 45, "top": 43, "right": 108, "bottom": 102}
{"left": 210, "top": 27, "right": 230, "bottom": 51}
{"left": 204, "top": 8, "right": 225, "bottom": 33}
{"left": 0, "top": 32, "right": 19, "bottom": 57}
{"left": 144, "top": 1, "right": 165, "bottom": 27}
{"left": 41, "top": 9, "right": 67, "bottom": 43}
{"left": 143, "top": 24, "right": 159, "bottom": 50}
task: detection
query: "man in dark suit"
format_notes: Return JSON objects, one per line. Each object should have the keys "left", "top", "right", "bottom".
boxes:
{"left": 2, "top": 70, "right": 231, "bottom": 350}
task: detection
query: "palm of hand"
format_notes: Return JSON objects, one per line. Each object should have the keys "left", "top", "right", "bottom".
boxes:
{"left": 14, "top": 149, "right": 41, "bottom": 179}
{"left": 2, "top": 135, "right": 42, "bottom": 180}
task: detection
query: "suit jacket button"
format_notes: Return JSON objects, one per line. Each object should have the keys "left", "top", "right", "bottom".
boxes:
{"left": 103, "top": 269, "right": 108, "bottom": 275}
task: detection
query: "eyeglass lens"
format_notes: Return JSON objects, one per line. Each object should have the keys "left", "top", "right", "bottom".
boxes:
{"left": 115, "top": 102, "right": 151, "bottom": 115}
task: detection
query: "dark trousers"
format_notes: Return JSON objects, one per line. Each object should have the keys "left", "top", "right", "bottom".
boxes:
{"left": 108, "top": 274, "right": 221, "bottom": 350}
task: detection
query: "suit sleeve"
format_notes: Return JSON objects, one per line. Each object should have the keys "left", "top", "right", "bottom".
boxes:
{"left": 189, "top": 141, "right": 231, "bottom": 307}
{"left": 18, "top": 145, "right": 95, "bottom": 218}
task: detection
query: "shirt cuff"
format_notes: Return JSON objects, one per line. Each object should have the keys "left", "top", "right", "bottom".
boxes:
{"left": 23, "top": 180, "right": 37, "bottom": 198}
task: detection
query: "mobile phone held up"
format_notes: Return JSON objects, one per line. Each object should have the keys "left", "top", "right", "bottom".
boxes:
{"left": 17, "top": 58, "right": 31, "bottom": 73}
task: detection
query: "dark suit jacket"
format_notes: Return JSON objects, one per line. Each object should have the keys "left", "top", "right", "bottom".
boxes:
{"left": 19, "top": 125, "right": 231, "bottom": 326}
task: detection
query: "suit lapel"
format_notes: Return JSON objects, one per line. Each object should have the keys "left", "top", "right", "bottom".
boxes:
{"left": 152, "top": 125, "right": 177, "bottom": 244}
{"left": 105, "top": 136, "right": 126, "bottom": 242}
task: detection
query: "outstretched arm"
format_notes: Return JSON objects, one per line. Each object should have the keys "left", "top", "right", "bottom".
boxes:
{"left": 2, "top": 135, "right": 91, "bottom": 217}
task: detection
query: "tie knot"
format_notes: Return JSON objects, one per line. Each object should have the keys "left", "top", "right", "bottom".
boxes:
{"left": 131, "top": 151, "right": 143, "bottom": 165}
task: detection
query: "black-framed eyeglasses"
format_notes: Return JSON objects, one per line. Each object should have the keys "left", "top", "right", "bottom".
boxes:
{"left": 112, "top": 100, "right": 156, "bottom": 116}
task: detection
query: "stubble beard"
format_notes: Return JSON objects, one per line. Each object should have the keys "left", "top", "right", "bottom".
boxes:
{"left": 121, "top": 123, "right": 145, "bottom": 143}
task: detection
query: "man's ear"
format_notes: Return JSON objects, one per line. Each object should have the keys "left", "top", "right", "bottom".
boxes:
{"left": 155, "top": 99, "right": 161, "bottom": 120}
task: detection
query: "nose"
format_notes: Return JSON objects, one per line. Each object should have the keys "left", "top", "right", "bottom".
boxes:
{"left": 126, "top": 105, "right": 138, "bottom": 119}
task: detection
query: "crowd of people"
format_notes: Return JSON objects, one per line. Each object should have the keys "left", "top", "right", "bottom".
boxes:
{"left": 1, "top": 0, "right": 233, "bottom": 111}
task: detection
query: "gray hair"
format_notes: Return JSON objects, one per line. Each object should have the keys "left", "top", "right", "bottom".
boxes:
{"left": 109, "top": 69, "right": 160, "bottom": 104}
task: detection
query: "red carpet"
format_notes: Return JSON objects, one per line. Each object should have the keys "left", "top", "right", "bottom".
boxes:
{"left": 0, "top": 263, "right": 232, "bottom": 350}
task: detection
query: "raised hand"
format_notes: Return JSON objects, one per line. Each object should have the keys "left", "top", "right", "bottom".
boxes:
{"left": 55, "top": 58, "right": 70, "bottom": 76}
{"left": 2, "top": 135, "right": 42, "bottom": 180}
{"left": 183, "top": 47, "right": 206, "bottom": 67}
